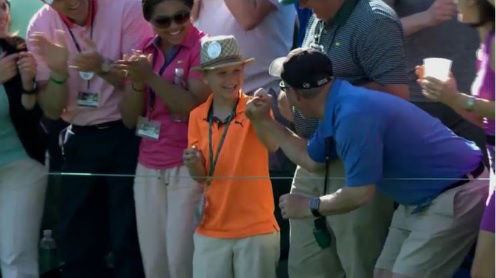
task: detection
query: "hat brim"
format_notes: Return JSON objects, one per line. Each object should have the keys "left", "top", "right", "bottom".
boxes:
{"left": 193, "top": 58, "right": 255, "bottom": 72}
{"left": 268, "top": 56, "right": 286, "bottom": 78}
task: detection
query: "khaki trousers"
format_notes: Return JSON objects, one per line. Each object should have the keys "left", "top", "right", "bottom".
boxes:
{"left": 288, "top": 162, "right": 394, "bottom": 278}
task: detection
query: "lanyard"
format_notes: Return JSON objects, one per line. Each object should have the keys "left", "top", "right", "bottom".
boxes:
{"left": 207, "top": 99, "right": 239, "bottom": 181}
{"left": 62, "top": 1, "right": 96, "bottom": 90}
{"left": 313, "top": 0, "right": 359, "bottom": 52}
{"left": 148, "top": 45, "right": 180, "bottom": 113}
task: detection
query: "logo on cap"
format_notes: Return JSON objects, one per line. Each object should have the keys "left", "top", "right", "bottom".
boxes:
{"left": 207, "top": 41, "right": 222, "bottom": 59}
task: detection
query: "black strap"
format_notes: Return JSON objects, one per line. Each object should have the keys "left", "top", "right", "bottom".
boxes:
{"left": 323, "top": 138, "right": 331, "bottom": 195}
{"left": 207, "top": 99, "right": 239, "bottom": 181}
{"left": 313, "top": 0, "right": 359, "bottom": 53}
{"left": 487, "top": 135, "right": 495, "bottom": 146}
{"left": 148, "top": 45, "right": 180, "bottom": 112}
{"left": 62, "top": 0, "right": 95, "bottom": 90}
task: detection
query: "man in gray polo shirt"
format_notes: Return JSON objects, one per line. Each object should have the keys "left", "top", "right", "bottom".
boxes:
{"left": 278, "top": 0, "right": 409, "bottom": 277}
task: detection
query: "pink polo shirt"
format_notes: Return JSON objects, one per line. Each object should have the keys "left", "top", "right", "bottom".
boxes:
{"left": 138, "top": 27, "right": 205, "bottom": 169}
{"left": 26, "top": 0, "right": 153, "bottom": 126}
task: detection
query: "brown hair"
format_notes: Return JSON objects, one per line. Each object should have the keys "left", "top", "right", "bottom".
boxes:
{"left": 142, "top": 0, "right": 193, "bottom": 21}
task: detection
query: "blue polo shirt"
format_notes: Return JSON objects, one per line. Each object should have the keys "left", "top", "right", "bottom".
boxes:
{"left": 307, "top": 79, "right": 482, "bottom": 205}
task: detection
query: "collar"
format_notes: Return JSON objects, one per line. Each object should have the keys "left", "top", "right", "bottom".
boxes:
{"left": 59, "top": 0, "right": 97, "bottom": 28}
{"left": 320, "top": 79, "right": 344, "bottom": 137}
{"left": 144, "top": 26, "right": 202, "bottom": 51}
{"left": 203, "top": 91, "right": 246, "bottom": 122}
{"left": 324, "top": 0, "right": 359, "bottom": 29}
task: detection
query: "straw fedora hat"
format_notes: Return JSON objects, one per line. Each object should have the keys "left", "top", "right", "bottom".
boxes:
{"left": 194, "top": 35, "right": 254, "bottom": 71}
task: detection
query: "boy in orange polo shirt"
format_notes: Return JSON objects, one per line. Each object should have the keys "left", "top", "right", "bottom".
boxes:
{"left": 183, "top": 35, "right": 280, "bottom": 278}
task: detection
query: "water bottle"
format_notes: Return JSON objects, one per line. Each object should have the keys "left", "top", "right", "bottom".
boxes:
{"left": 39, "top": 230, "right": 59, "bottom": 274}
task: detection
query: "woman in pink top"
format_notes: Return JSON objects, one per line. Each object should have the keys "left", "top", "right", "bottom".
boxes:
{"left": 117, "top": 0, "right": 210, "bottom": 277}
{"left": 419, "top": 0, "right": 494, "bottom": 277}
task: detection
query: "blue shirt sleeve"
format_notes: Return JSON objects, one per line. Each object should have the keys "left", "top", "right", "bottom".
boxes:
{"left": 335, "top": 115, "right": 384, "bottom": 187}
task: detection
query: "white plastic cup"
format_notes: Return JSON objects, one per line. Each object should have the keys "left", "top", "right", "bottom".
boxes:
{"left": 423, "top": 58, "right": 453, "bottom": 82}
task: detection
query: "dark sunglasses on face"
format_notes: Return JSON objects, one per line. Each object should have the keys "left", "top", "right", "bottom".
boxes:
{"left": 152, "top": 10, "right": 190, "bottom": 29}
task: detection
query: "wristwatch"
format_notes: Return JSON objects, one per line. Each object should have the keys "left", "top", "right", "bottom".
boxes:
{"left": 464, "top": 95, "right": 475, "bottom": 112}
{"left": 22, "top": 82, "right": 37, "bottom": 95}
{"left": 310, "top": 197, "right": 322, "bottom": 217}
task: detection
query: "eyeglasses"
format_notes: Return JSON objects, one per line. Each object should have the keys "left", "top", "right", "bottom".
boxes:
{"left": 152, "top": 10, "right": 191, "bottom": 29}
{"left": 279, "top": 81, "right": 290, "bottom": 92}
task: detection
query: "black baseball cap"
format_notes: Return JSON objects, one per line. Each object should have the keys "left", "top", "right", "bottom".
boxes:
{"left": 269, "top": 48, "right": 333, "bottom": 89}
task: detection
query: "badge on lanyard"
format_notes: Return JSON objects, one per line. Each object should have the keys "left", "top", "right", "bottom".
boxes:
{"left": 77, "top": 91, "right": 100, "bottom": 108}
{"left": 79, "top": 71, "right": 95, "bottom": 80}
{"left": 136, "top": 116, "right": 161, "bottom": 140}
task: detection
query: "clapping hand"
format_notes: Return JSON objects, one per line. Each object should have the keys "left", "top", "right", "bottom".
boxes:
{"left": 72, "top": 32, "right": 105, "bottom": 74}
{"left": 30, "top": 30, "right": 69, "bottom": 76}
{"left": 115, "top": 50, "right": 154, "bottom": 89}
{"left": 17, "top": 52, "right": 37, "bottom": 90}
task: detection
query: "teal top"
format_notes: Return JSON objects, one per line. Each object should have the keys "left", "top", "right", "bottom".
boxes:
{"left": 0, "top": 85, "right": 28, "bottom": 166}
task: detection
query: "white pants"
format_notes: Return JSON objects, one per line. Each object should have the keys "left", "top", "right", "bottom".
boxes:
{"left": 193, "top": 232, "right": 280, "bottom": 278}
{"left": 0, "top": 158, "right": 48, "bottom": 278}
{"left": 134, "top": 163, "right": 201, "bottom": 278}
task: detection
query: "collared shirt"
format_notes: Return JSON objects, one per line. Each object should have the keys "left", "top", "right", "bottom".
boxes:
{"left": 307, "top": 79, "right": 482, "bottom": 205}
{"left": 188, "top": 93, "right": 279, "bottom": 238}
{"left": 27, "top": 0, "right": 153, "bottom": 126}
{"left": 295, "top": 0, "right": 407, "bottom": 139}
{"left": 138, "top": 27, "right": 205, "bottom": 169}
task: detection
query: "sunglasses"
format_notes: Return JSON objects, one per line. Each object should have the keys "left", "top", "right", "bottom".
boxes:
{"left": 152, "top": 11, "right": 190, "bottom": 29}
{"left": 279, "top": 81, "right": 290, "bottom": 92}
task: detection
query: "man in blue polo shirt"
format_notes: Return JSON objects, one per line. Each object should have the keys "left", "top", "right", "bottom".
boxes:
{"left": 245, "top": 48, "right": 489, "bottom": 277}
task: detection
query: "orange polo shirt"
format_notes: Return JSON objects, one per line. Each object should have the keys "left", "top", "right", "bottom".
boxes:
{"left": 188, "top": 92, "right": 279, "bottom": 239}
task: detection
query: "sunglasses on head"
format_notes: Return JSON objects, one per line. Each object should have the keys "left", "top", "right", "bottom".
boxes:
{"left": 152, "top": 10, "right": 190, "bottom": 29}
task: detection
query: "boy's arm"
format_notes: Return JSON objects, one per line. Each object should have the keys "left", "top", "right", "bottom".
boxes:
{"left": 247, "top": 91, "right": 279, "bottom": 152}
{"left": 251, "top": 113, "right": 279, "bottom": 152}
{"left": 185, "top": 111, "right": 208, "bottom": 183}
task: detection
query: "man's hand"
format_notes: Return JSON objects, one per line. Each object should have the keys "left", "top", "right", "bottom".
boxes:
{"left": 0, "top": 52, "right": 19, "bottom": 84}
{"left": 30, "top": 30, "right": 69, "bottom": 76}
{"left": 17, "top": 52, "right": 37, "bottom": 90}
{"left": 425, "top": 0, "right": 457, "bottom": 27}
{"left": 279, "top": 193, "right": 314, "bottom": 219}
{"left": 245, "top": 88, "right": 272, "bottom": 122}
{"left": 72, "top": 32, "right": 105, "bottom": 74}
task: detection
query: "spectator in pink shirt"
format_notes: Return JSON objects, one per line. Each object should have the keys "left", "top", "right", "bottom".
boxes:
{"left": 26, "top": 0, "right": 153, "bottom": 277}
{"left": 116, "top": 0, "right": 210, "bottom": 277}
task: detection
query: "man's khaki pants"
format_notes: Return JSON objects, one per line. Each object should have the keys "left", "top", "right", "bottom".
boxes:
{"left": 288, "top": 161, "right": 394, "bottom": 278}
